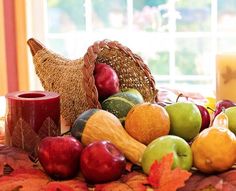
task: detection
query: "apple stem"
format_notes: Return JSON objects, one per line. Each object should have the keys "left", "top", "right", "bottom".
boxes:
{"left": 206, "top": 107, "right": 215, "bottom": 112}
{"left": 176, "top": 93, "right": 188, "bottom": 102}
{"left": 157, "top": 101, "right": 172, "bottom": 107}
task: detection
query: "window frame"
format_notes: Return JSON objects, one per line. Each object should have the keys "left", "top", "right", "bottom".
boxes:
{"left": 29, "top": 0, "right": 236, "bottom": 94}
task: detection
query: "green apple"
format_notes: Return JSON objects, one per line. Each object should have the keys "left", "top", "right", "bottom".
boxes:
{"left": 165, "top": 102, "right": 201, "bottom": 141}
{"left": 141, "top": 135, "right": 192, "bottom": 174}
{"left": 225, "top": 107, "right": 236, "bottom": 134}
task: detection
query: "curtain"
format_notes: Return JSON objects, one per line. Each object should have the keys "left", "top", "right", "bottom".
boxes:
{"left": 0, "top": 0, "right": 29, "bottom": 95}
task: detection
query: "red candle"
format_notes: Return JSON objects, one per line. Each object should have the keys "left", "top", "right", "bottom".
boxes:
{"left": 5, "top": 91, "right": 60, "bottom": 156}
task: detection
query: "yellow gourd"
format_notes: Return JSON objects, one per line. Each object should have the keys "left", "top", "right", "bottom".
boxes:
{"left": 71, "top": 109, "right": 146, "bottom": 165}
{"left": 191, "top": 110, "right": 236, "bottom": 173}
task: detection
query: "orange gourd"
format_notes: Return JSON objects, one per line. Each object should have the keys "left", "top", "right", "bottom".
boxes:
{"left": 125, "top": 103, "right": 170, "bottom": 145}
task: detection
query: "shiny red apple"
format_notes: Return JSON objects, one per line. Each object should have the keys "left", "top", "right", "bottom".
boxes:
{"left": 80, "top": 140, "right": 126, "bottom": 184}
{"left": 196, "top": 104, "right": 211, "bottom": 131}
{"left": 94, "top": 63, "right": 120, "bottom": 100}
{"left": 38, "top": 136, "right": 83, "bottom": 180}
{"left": 214, "top": 99, "right": 235, "bottom": 118}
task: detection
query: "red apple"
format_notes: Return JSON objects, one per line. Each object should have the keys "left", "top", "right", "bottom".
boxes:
{"left": 214, "top": 99, "right": 235, "bottom": 118}
{"left": 94, "top": 63, "right": 119, "bottom": 100}
{"left": 38, "top": 136, "right": 83, "bottom": 180}
{"left": 80, "top": 140, "right": 126, "bottom": 184}
{"left": 196, "top": 104, "right": 211, "bottom": 131}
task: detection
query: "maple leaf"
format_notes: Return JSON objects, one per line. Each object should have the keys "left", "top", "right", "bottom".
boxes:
{"left": 148, "top": 153, "right": 192, "bottom": 191}
{"left": 95, "top": 172, "right": 149, "bottom": 191}
{"left": 0, "top": 168, "right": 49, "bottom": 191}
{"left": 42, "top": 179, "right": 89, "bottom": 191}
{"left": 95, "top": 181, "right": 132, "bottom": 191}
{"left": 0, "top": 145, "right": 36, "bottom": 176}
{"left": 122, "top": 172, "right": 149, "bottom": 191}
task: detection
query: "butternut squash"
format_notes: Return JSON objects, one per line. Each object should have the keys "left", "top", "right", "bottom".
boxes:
{"left": 71, "top": 109, "right": 146, "bottom": 165}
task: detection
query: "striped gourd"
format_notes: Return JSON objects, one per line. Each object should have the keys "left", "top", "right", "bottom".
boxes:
{"left": 101, "top": 91, "right": 144, "bottom": 124}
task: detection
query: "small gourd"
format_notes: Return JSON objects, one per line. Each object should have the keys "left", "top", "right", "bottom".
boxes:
{"left": 71, "top": 109, "right": 146, "bottom": 165}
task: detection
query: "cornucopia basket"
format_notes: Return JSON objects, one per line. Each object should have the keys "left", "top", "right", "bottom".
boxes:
{"left": 27, "top": 38, "right": 158, "bottom": 126}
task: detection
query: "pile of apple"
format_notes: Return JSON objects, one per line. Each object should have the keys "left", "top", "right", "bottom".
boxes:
{"left": 38, "top": 137, "right": 126, "bottom": 183}
{"left": 36, "top": 62, "right": 236, "bottom": 185}
{"left": 142, "top": 98, "right": 236, "bottom": 174}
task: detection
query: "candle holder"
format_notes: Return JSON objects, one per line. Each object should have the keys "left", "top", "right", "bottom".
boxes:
{"left": 5, "top": 91, "right": 60, "bottom": 157}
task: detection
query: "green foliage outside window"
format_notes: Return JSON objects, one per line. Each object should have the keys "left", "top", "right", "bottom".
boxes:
{"left": 148, "top": 52, "right": 169, "bottom": 75}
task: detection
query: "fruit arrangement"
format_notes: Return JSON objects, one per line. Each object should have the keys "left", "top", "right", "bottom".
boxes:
{"left": 3, "top": 39, "right": 236, "bottom": 190}
{"left": 3, "top": 92, "right": 236, "bottom": 190}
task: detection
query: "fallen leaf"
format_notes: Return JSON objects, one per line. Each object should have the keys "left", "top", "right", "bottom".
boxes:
{"left": 0, "top": 168, "right": 49, "bottom": 191}
{"left": 148, "top": 153, "right": 191, "bottom": 191}
{"left": 95, "top": 172, "right": 149, "bottom": 191}
{"left": 41, "top": 179, "right": 89, "bottom": 191}
{"left": 178, "top": 172, "right": 206, "bottom": 191}
{"left": 95, "top": 181, "right": 132, "bottom": 191}
{"left": 195, "top": 176, "right": 223, "bottom": 190}
{"left": 0, "top": 145, "right": 36, "bottom": 176}
{"left": 121, "top": 172, "right": 149, "bottom": 191}
{"left": 0, "top": 168, "right": 89, "bottom": 191}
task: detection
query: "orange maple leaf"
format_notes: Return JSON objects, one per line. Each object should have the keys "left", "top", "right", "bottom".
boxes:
{"left": 148, "top": 153, "right": 192, "bottom": 191}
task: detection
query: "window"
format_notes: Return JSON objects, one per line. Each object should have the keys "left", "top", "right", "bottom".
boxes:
{"left": 43, "top": 0, "right": 236, "bottom": 94}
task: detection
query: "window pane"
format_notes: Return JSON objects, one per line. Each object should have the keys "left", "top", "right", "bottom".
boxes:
{"left": 175, "top": 38, "right": 211, "bottom": 75}
{"left": 218, "top": 38, "right": 236, "bottom": 52}
{"left": 148, "top": 52, "right": 169, "bottom": 75}
{"left": 133, "top": 0, "right": 168, "bottom": 32}
{"left": 156, "top": 80, "right": 170, "bottom": 88}
{"left": 47, "top": 39, "right": 67, "bottom": 55}
{"left": 91, "top": 0, "right": 127, "bottom": 30}
{"left": 126, "top": 36, "right": 170, "bottom": 76}
{"left": 175, "top": 80, "right": 212, "bottom": 85}
{"left": 47, "top": 0, "right": 86, "bottom": 33}
{"left": 218, "top": 0, "right": 236, "bottom": 32}
{"left": 174, "top": 80, "right": 213, "bottom": 93}
{"left": 176, "top": 0, "right": 211, "bottom": 32}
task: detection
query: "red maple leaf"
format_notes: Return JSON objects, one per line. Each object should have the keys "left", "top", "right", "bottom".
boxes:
{"left": 95, "top": 172, "right": 148, "bottom": 191}
{"left": 94, "top": 181, "right": 132, "bottom": 191}
{"left": 42, "top": 179, "right": 89, "bottom": 191}
{"left": 122, "top": 172, "right": 148, "bottom": 191}
{"left": 0, "top": 145, "right": 36, "bottom": 176}
{"left": 148, "top": 153, "right": 192, "bottom": 191}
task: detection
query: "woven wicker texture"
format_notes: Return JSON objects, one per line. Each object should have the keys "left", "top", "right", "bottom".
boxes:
{"left": 27, "top": 38, "right": 158, "bottom": 126}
